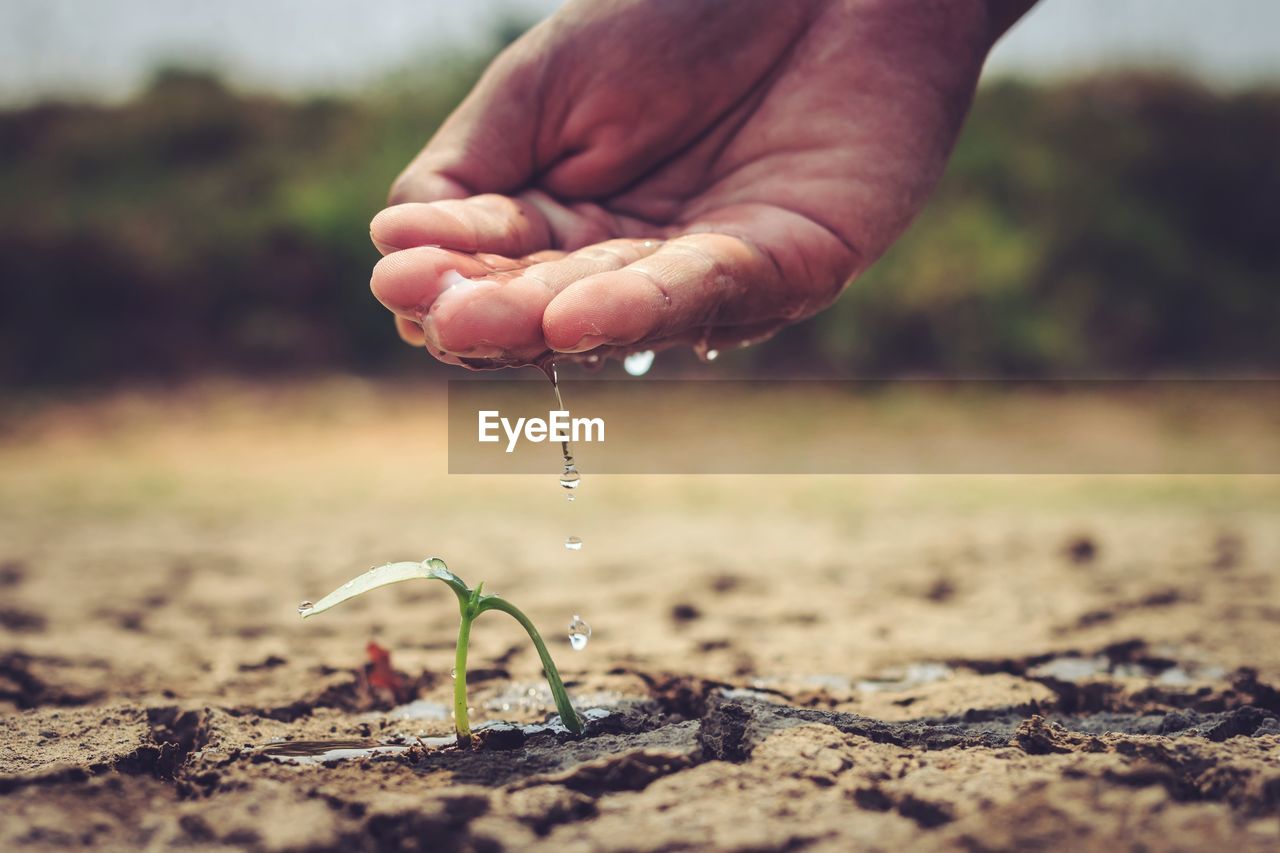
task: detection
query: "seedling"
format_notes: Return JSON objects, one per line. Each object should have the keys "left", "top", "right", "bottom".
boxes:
{"left": 298, "top": 557, "right": 582, "bottom": 746}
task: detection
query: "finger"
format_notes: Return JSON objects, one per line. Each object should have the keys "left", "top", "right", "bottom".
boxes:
{"left": 395, "top": 316, "right": 425, "bottom": 346}
{"left": 369, "top": 246, "right": 507, "bottom": 320}
{"left": 387, "top": 171, "right": 472, "bottom": 207}
{"left": 541, "top": 233, "right": 773, "bottom": 352}
{"left": 424, "top": 239, "right": 664, "bottom": 361}
{"left": 370, "top": 195, "right": 554, "bottom": 257}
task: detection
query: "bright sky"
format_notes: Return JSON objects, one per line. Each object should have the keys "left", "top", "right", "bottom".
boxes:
{"left": 2, "top": 0, "right": 1278, "bottom": 106}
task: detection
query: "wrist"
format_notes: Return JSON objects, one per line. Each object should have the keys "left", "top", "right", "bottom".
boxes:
{"left": 847, "top": 0, "right": 1034, "bottom": 51}
{"left": 984, "top": 0, "right": 1038, "bottom": 41}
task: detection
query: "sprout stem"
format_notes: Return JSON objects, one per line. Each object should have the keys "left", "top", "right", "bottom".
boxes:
{"left": 453, "top": 609, "right": 473, "bottom": 746}
{"left": 478, "top": 595, "right": 582, "bottom": 734}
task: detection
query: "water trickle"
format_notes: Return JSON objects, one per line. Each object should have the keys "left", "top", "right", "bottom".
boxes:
{"left": 544, "top": 361, "right": 581, "bottom": 490}
{"left": 693, "top": 344, "right": 717, "bottom": 363}
{"left": 693, "top": 333, "right": 719, "bottom": 364}
{"left": 297, "top": 601, "right": 314, "bottom": 616}
{"left": 568, "top": 615, "right": 591, "bottom": 651}
{"left": 623, "top": 350, "right": 655, "bottom": 376}
{"left": 559, "top": 466, "right": 581, "bottom": 490}
{"left": 542, "top": 359, "right": 582, "bottom": 547}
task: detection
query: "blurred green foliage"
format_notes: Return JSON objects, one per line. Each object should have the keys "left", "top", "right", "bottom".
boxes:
{"left": 1, "top": 55, "right": 1277, "bottom": 387}
{"left": 800, "top": 75, "right": 1280, "bottom": 375}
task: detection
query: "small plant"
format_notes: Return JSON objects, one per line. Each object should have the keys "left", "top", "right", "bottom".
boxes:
{"left": 298, "top": 557, "right": 582, "bottom": 746}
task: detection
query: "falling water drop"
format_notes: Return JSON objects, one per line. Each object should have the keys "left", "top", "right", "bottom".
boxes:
{"left": 622, "top": 350, "right": 655, "bottom": 376}
{"left": 567, "top": 615, "right": 591, "bottom": 651}
{"left": 566, "top": 493, "right": 576, "bottom": 502}
{"left": 297, "top": 601, "right": 314, "bottom": 616}
{"left": 565, "top": 536, "right": 583, "bottom": 551}
{"left": 560, "top": 465, "right": 581, "bottom": 490}
{"left": 704, "top": 349, "right": 719, "bottom": 361}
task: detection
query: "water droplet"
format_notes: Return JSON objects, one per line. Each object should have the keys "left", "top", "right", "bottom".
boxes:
{"left": 565, "top": 536, "right": 583, "bottom": 551}
{"left": 423, "top": 557, "right": 452, "bottom": 579}
{"left": 560, "top": 465, "right": 580, "bottom": 490}
{"left": 449, "top": 667, "right": 456, "bottom": 679}
{"left": 586, "top": 354, "right": 600, "bottom": 364}
{"left": 568, "top": 615, "right": 591, "bottom": 651}
{"left": 622, "top": 350, "right": 654, "bottom": 377}
{"left": 566, "top": 493, "right": 575, "bottom": 502}
{"left": 297, "top": 601, "right": 314, "bottom": 616}
{"left": 693, "top": 333, "right": 719, "bottom": 363}
{"left": 693, "top": 345, "right": 715, "bottom": 363}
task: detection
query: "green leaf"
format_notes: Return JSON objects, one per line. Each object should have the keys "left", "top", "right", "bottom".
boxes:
{"left": 300, "top": 557, "right": 468, "bottom": 617}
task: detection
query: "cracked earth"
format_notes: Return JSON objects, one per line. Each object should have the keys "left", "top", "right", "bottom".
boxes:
{"left": 2, "top": 382, "right": 1278, "bottom": 850}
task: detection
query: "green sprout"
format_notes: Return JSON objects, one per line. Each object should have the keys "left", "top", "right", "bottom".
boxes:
{"left": 298, "top": 557, "right": 582, "bottom": 746}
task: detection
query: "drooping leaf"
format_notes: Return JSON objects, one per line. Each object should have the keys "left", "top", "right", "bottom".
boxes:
{"left": 300, "top": 558, "right": 467, "bottom": 618}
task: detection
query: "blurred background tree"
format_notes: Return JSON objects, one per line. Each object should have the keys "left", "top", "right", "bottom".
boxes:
{"left": 2, "top": 19, "right": 1278, "bottom": 388}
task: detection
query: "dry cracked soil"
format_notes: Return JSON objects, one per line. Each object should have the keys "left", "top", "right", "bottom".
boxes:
{"left": 1, "top": 380, "right": 1278, "bottom": 851}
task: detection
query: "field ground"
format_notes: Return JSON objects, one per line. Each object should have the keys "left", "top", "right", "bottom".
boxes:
{"left": 1, "top": 379, "right": 1278, "bottom": 850}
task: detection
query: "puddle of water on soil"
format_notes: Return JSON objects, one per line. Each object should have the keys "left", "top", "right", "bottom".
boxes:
{"left": 261, "top": 705, "right": 618, "bottom": 766}
{"left": 379, "top": 698, "right": 452, "bottom": 721}
{"left": 1028, "top": 655, "right": 1226, "bottom": 684}
{"left": 856, "top": 662, "right": 954, "bottom": 692}
{"left": 721, "top": 687, "right": 786, "bottom": 703}
{"left": 482, "top": 681, "right": 624, "bottom": 716}
{"left": 483, "top": 681, "right": 553, "bottom": 714}
{"left": 258, "top": 739, "right": 421, "bottom": 765}
{"left": 753, "top": 663, "right": 954, "bottom": 696}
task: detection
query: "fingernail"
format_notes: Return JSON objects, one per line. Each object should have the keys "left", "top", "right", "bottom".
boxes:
{"left": 554, "top": 334, "right": 610, "bottom": 353}
{"left": 371, "top": 237, "right": 402, "bottom": 256}
{"left": 420, "top": 315, "right": 444, "bottom": 352}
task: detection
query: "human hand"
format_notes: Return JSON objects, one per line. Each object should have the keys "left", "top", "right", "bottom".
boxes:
{"left": 369, "top": 0, "right": 1027, "bottom": 369}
